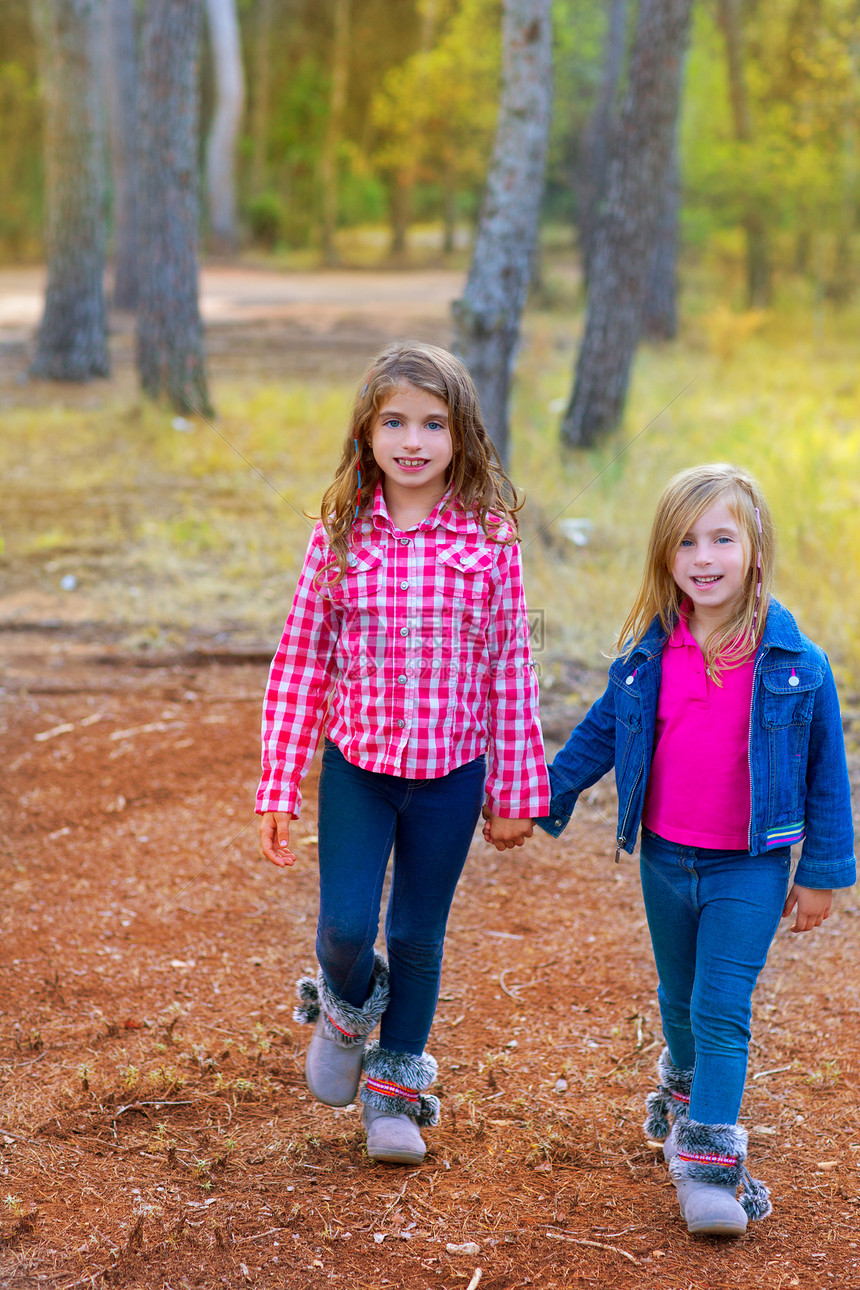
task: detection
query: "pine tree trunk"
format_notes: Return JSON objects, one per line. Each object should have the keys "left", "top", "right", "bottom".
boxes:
{"left": 105, "top": 0, "right": 139, "bottom": 310}
{"left": 205, "top": 0, "right": 245, "bottom": 254}
{"left": 137, "top": 0, "right": 211, "bottom": 416}
{"left": 451, "top": 0, "right": 553, "bottom": 467}
{"left": 643, "top": 136, "right": 680, "bottom": 340}
{"left": 320, "top": 0, "right": 350, "bottom": 266}
{"left": 388, "top": 174, "right": 410, "bottom": 259}
{"left": 30, "top": 0, "right": 110, "bottom": 381}
{"left": 577, "top": 0, "right": 628, "bottom": 285}
{"left": 560, "top": 0, "right": 692, "bottom": 449}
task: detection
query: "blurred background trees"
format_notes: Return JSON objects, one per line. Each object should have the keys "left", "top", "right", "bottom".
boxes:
{"left": 3, "top": 0, "right": 858, "bottom": 428}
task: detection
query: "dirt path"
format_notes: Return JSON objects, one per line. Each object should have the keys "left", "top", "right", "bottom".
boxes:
{"left": 2, "top": 264, "right": 859, "bottom": 1287}
{"left": 1, "top": 631, "right": 859, "bottom": 1290}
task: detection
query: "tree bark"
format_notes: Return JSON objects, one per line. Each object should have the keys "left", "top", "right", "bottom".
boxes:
{"left": 451, "top": 0, "right": 553, "bottom": 467}
{"left": 577, "top": 0, "right": 628, "bottom": 285}
{"left": 717, "top": 0, "right": 772, "bottom": 308}
{"left": 320, "top": 0, "right": 351, "bottom": 266}
{"left": 560, "top": 0, "right": 692, "bottom": 449}
{"left": 137, "top": 0, "right": 211, "bottom": 415}
{"left": 29, "top": 0, "right": 110, "bottom": 381}
{"left": 105, "top": 0, "right": 139, "bottom": 309}
{"left": 642, "top": 134, "right": 680, "bottom": 340}
{"left": 204, "top": 0, "right": 245, "bottom": 254}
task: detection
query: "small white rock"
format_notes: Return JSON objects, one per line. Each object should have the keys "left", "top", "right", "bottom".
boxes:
{"left": 554, "top": 1078, "right": 568, "bottom": 1093}
{"left": 447, "top": 1242, "right": 480, "bottom": 1256}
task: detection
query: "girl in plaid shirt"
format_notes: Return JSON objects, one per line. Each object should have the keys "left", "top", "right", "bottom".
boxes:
{"left": 258, "top": 342, "right": 549, "bottom": 1164}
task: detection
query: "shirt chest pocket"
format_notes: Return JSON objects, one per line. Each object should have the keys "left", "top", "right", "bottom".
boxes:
{"left": 325, "top": 546, "right": 385, "bottom": 610}
{"left": 760, "top": 665, "right": 821, "bottom": 728}
{"left": 435, "top": 543, "right": 494, "bottom": 605}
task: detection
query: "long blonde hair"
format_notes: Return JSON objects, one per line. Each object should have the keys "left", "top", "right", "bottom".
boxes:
{"left": 617, "top": 463, "right": 775, "bottom": 680}
{"left": 318, "top": 341, "right": 521, "bottom": 582}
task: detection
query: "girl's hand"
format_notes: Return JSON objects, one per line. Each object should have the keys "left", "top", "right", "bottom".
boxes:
{"left": 782, "top": 883, "right": 832, "bottom": 933}
{"left": 482, "top": 807, "right": 534, "bottom": 851}
{"left": 260, "top": 812, "right": 297, "bottom": 868}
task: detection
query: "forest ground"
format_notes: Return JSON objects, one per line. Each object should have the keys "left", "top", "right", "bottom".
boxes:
{"left": 2, "top": 267, "right": 860, "bottom": 1289}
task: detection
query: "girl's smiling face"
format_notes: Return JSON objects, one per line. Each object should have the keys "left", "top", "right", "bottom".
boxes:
{"left": 371, "top": 382, "right": 453, "bottom": 513}
{"left": 671, "top": 500, "right": 751, "bottom": 624}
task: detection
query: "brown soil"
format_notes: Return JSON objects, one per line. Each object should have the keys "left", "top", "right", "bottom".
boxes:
{"left": 2, "top": 271, "right": 860, "bottom": 1288}
{"left": 2, "top": 629, "right": 860, "bottom": 1290}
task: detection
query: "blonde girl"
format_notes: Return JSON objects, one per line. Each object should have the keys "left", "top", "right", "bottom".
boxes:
{"left": 258, "top": 341, "right": 549, "bottom": 1165}
{"left": 536, "top": 464, "right": 854, "bottom": 1236}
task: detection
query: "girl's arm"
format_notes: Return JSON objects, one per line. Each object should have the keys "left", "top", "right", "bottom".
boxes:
{"left": 483, "top": 540, "right": 551, "bottom": 821}
{"left": 794, "top": 658, "right": 856, "bottom": 890}
{"left": 535, "top": 681, "right": 620, "bottom": 837}
{"left": 256, "top": 526, "right": 341, "bottom": 820}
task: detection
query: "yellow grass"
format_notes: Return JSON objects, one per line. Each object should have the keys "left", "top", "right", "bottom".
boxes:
{"left": 2, "top": 289, "right": 859, "bottom": 682}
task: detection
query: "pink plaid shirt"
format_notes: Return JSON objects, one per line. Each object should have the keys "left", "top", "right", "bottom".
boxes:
{"left": 257, "top": 485, "right": 549, "bottom": 820}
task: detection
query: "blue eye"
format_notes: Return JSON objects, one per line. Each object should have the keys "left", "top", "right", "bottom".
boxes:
{"left": 382, "top": 417, "right": 402, "bottom": 429}
{"left": 715, "top": 535, "right": 732, "bottom": 544}
{"left": 426, "top": 420, "right": 444, "bottom": 431}
{"left": 679, "top": 538, "right": 693, "bottom": 547}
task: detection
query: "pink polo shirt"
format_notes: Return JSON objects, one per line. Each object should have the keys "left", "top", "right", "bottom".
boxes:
{"left": 642, "top": 613, "right": 755, "bottom": 850}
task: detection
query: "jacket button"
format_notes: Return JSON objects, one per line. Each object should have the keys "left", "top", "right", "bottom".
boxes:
{"left": 789, "top": 676, "right": 800, "bottom": 686}
{"left": 625, "top": 676, "right": 634, "bottom": 685}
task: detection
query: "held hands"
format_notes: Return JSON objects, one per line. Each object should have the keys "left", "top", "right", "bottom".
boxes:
{"left": 481, "top": 804, "right": 534, "bottom": 852}
{"left": 260, "top": 811, "right": 297, "bottom": 868}
{"left": 782, "top": 883, "right": 832, "bottom": 933}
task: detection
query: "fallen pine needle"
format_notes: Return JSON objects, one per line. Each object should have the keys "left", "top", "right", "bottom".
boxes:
{"left": 751, "top": 1065, "right": 792, "bottom": 1080}
{"left": 466, "top": 1270, "right": 483, "bottom": 1290}
{"left": 546, "top": 1230, "right": 640, "bottom": 1266}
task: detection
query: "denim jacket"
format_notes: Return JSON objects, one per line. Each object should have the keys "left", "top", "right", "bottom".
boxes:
{"left": 537, "top": 599, "right": 855, "bottom": 889}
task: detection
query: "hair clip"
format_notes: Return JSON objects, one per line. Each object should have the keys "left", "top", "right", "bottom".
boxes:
{"left": 353, "top": 437, "right": 361, "bottom": 520}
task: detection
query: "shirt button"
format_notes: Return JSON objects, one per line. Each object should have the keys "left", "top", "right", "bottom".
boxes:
{"left": 399, "top": 537, "right": 409, "bottom": 546}
{"left": 399, "top": 626, "right": 409, "bottom": 636}
{"left": 400, "top": 581, "right": 409, "bottom": 590}
{"left": 396, "top": 718, "right": 406, "bottom": 728}
{"left": 397, "top": 674, "right": 407, "bottom": 684}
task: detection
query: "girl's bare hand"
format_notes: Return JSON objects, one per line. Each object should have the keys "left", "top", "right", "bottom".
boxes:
{"left": 782, "top": 883, "right": 832, "bottom": 933}
{"left": 260, "top": 811, "right": 297, "bottom": 867}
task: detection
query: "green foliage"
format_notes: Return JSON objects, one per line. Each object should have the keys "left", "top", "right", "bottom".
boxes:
{"left": 370, "top": 0, "right": 502, "bottom": 201}
{"left": 0, "top": 61, "right": 43, "bottom": 259}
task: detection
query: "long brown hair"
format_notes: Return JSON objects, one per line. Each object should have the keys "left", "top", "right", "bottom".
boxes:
{"left": 616, "top": 463, "right": 776, "bottom": 680}
{"left": 318, "top": 341, "right": 521, "bottom": 582}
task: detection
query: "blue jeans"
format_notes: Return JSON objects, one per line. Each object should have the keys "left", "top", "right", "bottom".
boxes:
{"left": 639, "top": 829, "right": 792, "bottom": 1125}
{"left": 316, "top": 739, "right": 485, "bottom": 1057}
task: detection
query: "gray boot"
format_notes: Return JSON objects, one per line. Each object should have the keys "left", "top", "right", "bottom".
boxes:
{"left": 643, "top": 1048, "right": 693, "bottom": 1156}
{"left": 669, "top": 1117, "right": 772, "bottom": 1237}
{"left": 293, "top": 952, "right": 389, "bottom": 1107}
{"left": 360, "top": 1044, "right": 440, "bottom": 1165}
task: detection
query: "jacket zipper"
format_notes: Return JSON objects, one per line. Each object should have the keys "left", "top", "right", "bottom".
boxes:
{"left": 615, "top": 762, "right": 643, "bottom": 863}
{"left": 747, "top": 645, "right": 766, "bottom": 851}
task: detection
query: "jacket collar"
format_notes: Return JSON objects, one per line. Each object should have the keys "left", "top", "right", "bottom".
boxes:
{"left": 629, "top": 597, "right": 802, "bottom": 662}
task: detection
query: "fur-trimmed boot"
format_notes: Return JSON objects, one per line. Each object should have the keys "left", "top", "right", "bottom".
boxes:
{"left": 669, "top": 1117, "right": 772, "bottom": 1237}
{"left": 643, "top": 1048, "right": 693, "bottom": 1163}
{"left": 293, "top": 952, "right": 390, "bottom": 1107}
{"left": 360, "top": 1043, "right": 440, "bottom": 1165}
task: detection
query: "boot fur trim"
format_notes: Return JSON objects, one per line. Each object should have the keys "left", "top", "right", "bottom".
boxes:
{"left": 643, "top": 1048, "right": 693, "bottom": 1139}
{"left": 740, "top": 1167, "right": 773, "bottom": 1221}
{"left": 669, "top": 1118, "right": 747, "bottom": 1190}
{"left": 293, "top": 951, "right": 390, "bottom": 1049}
{"left": 360, "top": 1043, "right": 440, "bottom": 1127}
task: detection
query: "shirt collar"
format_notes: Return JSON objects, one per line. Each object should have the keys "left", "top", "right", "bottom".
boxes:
{"left": 366, "top": 482, "right": 465, "bottom": 535}
{"left": 667, "top": 599, "right": 697, "bottom": 648}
